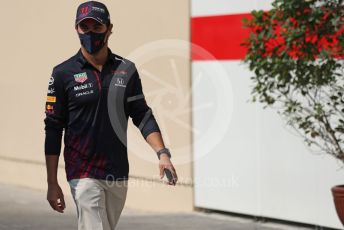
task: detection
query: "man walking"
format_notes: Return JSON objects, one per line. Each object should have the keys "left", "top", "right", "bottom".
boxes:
{"left": 44, "top": 1, "right": 178, "bottom": 229}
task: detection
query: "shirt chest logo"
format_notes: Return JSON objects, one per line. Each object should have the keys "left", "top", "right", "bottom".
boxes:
{"left": 74, "top": 72, "right": 88, "bottom": 83}
{"left": 114, "top": 78, "right": 126, "bottom": 88}
{"left": 74, "top": 83, "right": 93, "bottom": 91}
{"left": 73, "top": 82, "right": 94, "bottom": 98}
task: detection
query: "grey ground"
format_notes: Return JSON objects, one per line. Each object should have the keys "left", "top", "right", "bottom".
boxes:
{"left": 0, "top": 183, "right": 315, "bottom": 230}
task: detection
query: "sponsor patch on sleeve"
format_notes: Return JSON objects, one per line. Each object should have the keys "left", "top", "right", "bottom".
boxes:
{"left": 46, "top": 96, "right": 56, "bottom": 103}
{"left": 46, "top": 104, "right": 54, "bottom": 110}
{"left": 46, "top": 104, "right": 54, "bottom": 114}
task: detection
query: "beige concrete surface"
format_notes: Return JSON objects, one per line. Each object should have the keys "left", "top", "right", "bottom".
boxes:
{"left": 0, "top": 0, "right": 193, "bottom": 212}
{"left": 1, "top": 182, "right": 301, "bottom": 230}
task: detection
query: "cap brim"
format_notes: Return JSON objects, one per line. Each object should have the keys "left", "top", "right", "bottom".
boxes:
{"left": 75, "top": 16, "right": 105, "bottom": 26}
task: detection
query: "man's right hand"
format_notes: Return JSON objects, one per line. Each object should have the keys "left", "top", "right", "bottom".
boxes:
{"left": 47, "top": 183, "right": 65, "bottom": 213}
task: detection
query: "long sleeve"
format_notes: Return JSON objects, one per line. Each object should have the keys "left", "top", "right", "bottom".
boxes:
{"left": 127, "top": 64, "right": 161, "bottom": 139}
{"left": 44, "top": 69, "right": 67, "bottom": 155}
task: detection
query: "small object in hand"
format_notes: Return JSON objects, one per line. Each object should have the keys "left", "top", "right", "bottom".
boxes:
{"left": 164, "top": 168, "right": 176, "bottom": 185}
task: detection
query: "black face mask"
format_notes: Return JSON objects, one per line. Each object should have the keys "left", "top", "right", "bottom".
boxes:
{"left": 78, "top": 29, "right": 108, "bottom": 54}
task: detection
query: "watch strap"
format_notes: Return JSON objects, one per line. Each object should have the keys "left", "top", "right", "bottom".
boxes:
{"left": 156, "top": 147, "right": 171, "bottom": 160}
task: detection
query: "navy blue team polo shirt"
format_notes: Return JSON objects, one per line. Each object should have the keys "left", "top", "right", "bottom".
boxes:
{"left": 44, "top": 48, "right": 161, "bottom": 181}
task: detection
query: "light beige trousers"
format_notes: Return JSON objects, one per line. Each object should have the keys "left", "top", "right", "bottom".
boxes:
{"left": 68, "top": 178, "right": 128, "bottom": 230}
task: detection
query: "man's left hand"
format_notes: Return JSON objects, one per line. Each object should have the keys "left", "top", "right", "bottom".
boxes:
{"left": 159, "top": 154, "right": 178, "bottom": 186}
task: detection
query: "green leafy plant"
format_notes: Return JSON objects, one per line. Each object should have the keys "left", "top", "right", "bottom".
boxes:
{"left": 242, "top": 0, "right": 344, "bottom": 161}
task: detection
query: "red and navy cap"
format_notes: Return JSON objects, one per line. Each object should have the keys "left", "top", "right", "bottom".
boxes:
{"left": 75, "top": 1, "right": 110, "bottom": 26}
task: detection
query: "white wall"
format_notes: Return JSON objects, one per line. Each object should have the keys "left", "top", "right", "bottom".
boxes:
{"left": 192, "top": 1, "right": 344, "bottom": 228}
{"left": 191, "top": 0, "right": 271, "bottom": 17}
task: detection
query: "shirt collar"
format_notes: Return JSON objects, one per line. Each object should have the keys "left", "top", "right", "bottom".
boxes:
{"left": 76, "top": 48, "right": 116, "bottom": 68}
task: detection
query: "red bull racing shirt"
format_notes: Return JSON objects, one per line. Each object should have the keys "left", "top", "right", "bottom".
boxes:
{"left": 44, "top": 48, "right": 161, "bottom": 181}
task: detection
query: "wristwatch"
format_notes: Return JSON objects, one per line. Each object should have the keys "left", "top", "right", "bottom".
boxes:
{"left": 156, "top": 147, "right": 171, "bottom": 160}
